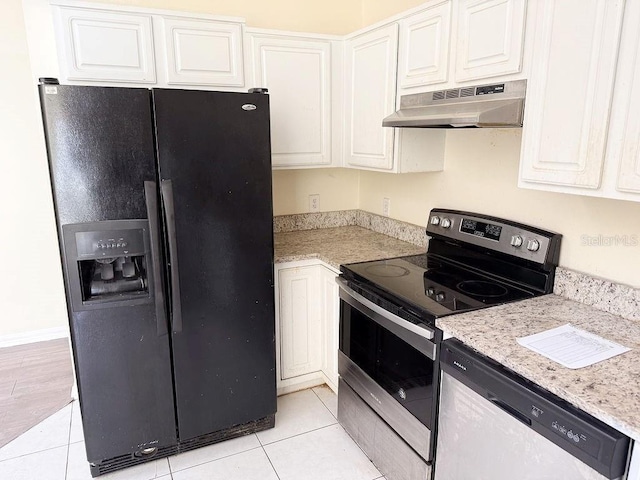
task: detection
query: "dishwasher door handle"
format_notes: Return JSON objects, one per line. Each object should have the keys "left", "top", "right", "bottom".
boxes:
{"left": 488, "top": 394, "right": 532, "bottom": 426}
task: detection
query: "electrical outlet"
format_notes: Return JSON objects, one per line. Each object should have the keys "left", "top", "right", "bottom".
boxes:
{"left": 383, "top": 198, "right": 391, "bottom": 217}
{"left": 309, "top": 194, "right": 320, "bottom": 212}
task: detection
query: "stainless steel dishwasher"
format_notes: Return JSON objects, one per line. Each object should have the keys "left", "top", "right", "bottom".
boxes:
{"left": 434, "top": 339, "right": 631, "bottom": 480}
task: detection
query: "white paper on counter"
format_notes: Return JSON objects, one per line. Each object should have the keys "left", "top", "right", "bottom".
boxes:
{"left": 517, "top": 324, "right": 630, "bottom": 369}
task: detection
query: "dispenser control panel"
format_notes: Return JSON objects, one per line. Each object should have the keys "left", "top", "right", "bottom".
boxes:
{"left": 76, "top": 229, "right": 145, "bottom": 258}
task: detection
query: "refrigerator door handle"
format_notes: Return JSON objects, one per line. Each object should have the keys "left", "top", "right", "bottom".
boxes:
{"left": 161, "top": 179, "right": 183, "bottom": 334}
{"left": 144, "top": 181, "right": 168, "bottom": 336}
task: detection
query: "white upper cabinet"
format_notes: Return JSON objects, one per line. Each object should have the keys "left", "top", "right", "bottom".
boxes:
{"left": 162, "top": 17, "right": 243, "bottom": 86}
{"left": 398, "top": 1, "right": 452, "bottom": 89}
{"left": 519, "top": 0, "right": 626, "bottom": 192}
{"left": 344, "top": 24, "right": 399, "bottom": 171}
{"left": 53, "top": 7, "right": 156, "bottom": 83}
{"left": 248, "top": 32, "right": 333, "bottom": 168}
{"left": 454, "top": 0, "right": 527, "bottom": 82}
{"left": 607, "top": 0, "right": 640, "bottom": 196}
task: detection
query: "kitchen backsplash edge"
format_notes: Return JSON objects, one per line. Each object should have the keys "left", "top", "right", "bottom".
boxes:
{"left": 274, "top": 210, "right": 639, "bottom": 322}
{"left": 553, "top": 268, "right": 640, "bottom": 322}
{"left": 273, "top": 209, "right": 428, "bottom": 247}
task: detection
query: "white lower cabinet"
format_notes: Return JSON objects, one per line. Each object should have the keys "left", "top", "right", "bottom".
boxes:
{"left": 320, "top": 265, "right": 340, "bottom": 391}
{"left": 275, "top": 260, "right": 340, "bottom": 395}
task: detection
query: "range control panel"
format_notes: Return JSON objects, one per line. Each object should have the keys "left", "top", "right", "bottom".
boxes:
{"left": 76, "top": 228, "right": 145, "bottom": 258}
{"left": 426, "top": 209, "right": 561, "bottom": 266}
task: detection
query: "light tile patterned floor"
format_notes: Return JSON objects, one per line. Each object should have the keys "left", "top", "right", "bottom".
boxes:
{"left": 0, "top": 385, "right": 386, "bottom": 480}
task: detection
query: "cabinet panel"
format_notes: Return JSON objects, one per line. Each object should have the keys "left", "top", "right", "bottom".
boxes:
{"left": 163, "top": 18, "right": 243, "bottom": 86}
{"left": 250, "top": 35, "right": 331, "bottom": 167}
{"left": 613, "top": 1, "right": 640, "bottom": 195}
{"left": 320, "top": 266, "right": 339, "bottom": 392}
{"left": 398, "top": 2, "right": 451, "bottom": 88}
{"left": 54, "top": 7, "right": 156, "bottom": 83}
{"left": 519, "top": 0, "right": 625, "bottom": 188}
{"left": 345, "top": 24, "right": 398, "bottom": 170}
{"left": 455, "top": 0, "right": 526, "bottom": 82}
{"left": 278, "top": 266, "right": 322, "bottom": 380}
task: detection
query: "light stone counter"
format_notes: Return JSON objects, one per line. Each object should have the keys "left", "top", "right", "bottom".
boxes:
{"left": 437, "top": 294, "right": 640, "bottom": 440}
{"left": 274, "top": 225, "right": 424, "bottom": 270}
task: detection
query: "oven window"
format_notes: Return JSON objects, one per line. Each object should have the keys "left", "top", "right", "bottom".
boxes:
{"left": 340, "top": 303, "right": 434, "bottom": 428}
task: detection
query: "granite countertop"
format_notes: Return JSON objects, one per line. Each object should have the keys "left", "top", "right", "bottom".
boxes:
{"left": 437, "top": 294, "right": 640, "bottom": 440}
{"left": 274, "top": 225, "right": 424, "bottom": 269}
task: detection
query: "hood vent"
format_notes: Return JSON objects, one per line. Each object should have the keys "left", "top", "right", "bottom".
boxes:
{"left": 382, "top": 80, "right": 526, "bottom": 128}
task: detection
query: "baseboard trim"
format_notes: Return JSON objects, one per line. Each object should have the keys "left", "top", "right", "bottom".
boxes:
{"left": 0, "top": 327, "right": 69, "bottom": 348}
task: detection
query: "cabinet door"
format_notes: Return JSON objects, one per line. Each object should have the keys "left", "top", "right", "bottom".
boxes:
{"left": 162, "top": 18, "right": 244, "bottom": 86}
{"left": 320, "top": 266, "right": 339, "bottom": 392}
{"left": 278, "top": 266, "right": 322, "bottom": 380}
{"left": 249, "top": 35, "right": 331, "bottom": 168}
{"left": 53, "top": 7, "right": 156, "bottom": 83}
{"left": 345, "top": 24, "right": 398, "bottom": 171}
{"left": 454, "top": 0, "right": 526, "bottom": 82}
{"left": 519, "top": 0, "right": 625, "bottom": 189}
{"left": 398, "top": 2, "right": 451, "bottom": 89}
{"left": 612, "top": 1, "right": 640, "bottom": 195}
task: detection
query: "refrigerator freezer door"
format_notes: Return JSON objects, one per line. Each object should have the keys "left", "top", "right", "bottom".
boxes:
{"left": 39, "top": 84, "right": 177, "bottom": 463}
{"left": 39, "top": 84, "right": 157, "bottom": 224}
{"left": 153, "top": 89, "right": 276, "bottom": 441}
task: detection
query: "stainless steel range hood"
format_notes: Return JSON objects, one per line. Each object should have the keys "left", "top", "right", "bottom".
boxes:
{"left": 382, "top": 80, "right": 526, "bottom": 128}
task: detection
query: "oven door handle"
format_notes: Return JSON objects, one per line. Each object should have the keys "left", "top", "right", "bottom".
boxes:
{"left": 336, "top": 277, "right": 436, "bottom": 345}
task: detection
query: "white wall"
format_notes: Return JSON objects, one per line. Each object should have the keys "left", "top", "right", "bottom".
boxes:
{"left": 0, "top": 0, "right": 68, "bottom": 336}
{"left": 359, "top": 129, "right": 640, "bottom": 288}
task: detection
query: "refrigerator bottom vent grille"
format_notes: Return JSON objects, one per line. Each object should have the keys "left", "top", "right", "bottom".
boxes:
{"left": 180, "top": 414, "right": 275, "bottom": 453}
{"left": 89, "top": 414, "right": 275, "bottom": 477}
{"left": 90, "top": 444, "right": 179, "bottom": 476}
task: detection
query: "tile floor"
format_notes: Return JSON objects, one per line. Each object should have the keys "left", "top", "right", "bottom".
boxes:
{"left": 0, "top": 385, "right": 386, "bottom": 480}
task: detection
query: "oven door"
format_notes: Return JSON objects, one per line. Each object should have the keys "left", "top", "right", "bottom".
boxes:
{"left": 337, "top": 277, "right": 439, "bottom": 462}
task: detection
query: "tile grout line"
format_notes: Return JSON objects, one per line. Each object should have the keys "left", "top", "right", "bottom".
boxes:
{"left": 63, "top": 401, "right": 73, "bottom": 480}
{"left": 310, "top": 386, "right": 338, "bottom": 420}
{"left": 261, "top": 445, "right": 282, "bottom": 480}
{"left": 259, "top": 421, "right": 338, "bottom": 448}
{"left": 168, "top": 445, "right": 263, "bottom": 475}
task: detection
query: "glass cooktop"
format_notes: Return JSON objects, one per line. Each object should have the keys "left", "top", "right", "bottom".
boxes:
{"left": 341, "top": 254, "right": 535, "bottom": 318}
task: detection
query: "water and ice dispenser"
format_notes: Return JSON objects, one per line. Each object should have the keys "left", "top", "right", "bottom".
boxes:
{"left": 62, "top": 220, "right": 154, "bottom": 311}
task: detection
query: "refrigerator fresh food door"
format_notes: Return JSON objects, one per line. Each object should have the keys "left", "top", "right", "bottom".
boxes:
{"left": 153, "top": 89, "right": 276, "bottom": 441}
{"left": 39, "top": 84, "right": 177, "bottom": 463}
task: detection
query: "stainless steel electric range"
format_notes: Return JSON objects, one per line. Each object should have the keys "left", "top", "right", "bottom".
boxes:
{"left": 336, "top": 209, "right": 562, "bottom": 480}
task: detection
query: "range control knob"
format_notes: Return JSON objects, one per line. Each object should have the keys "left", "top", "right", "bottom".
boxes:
{"left": 427, "top": 287, "right": 435, "bottom": 296}
{"left": 435, "top": 292, "right": 446, "bottom": 302}
{"left": 510, "top": 235, "right": 523, "bottom": 248}
{"left": 441, "top": 217, "right": 452, "bottom": 229}
{"left": 527, "top": 239, "right": 540, "bottom": 252}
{"left": 430, "top": 216, "right": 440, "bottom": 226}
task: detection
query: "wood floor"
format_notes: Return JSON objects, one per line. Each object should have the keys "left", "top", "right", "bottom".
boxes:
{"left": 0, "top": 338, "right": 73, "bottom": 448}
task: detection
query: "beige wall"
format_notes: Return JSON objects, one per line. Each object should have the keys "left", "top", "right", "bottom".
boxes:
{"left": 272, "top": 169, "right": 359, "bottom": 215}
{"left": 81, "top": 0, "right": 362, "bottom": 34}
{"left": 361, "top": 0, "right": 429, "bottom": 25}
{"left": 359, "top": 129, "right": 640, "bottom": 288}
{"left": 1, "top": 0, "right": 68, "bottom": 336}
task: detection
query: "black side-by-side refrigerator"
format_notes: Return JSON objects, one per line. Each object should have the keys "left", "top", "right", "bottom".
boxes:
{"left": 38, "top": 80, "right": 276, "bottom": 476}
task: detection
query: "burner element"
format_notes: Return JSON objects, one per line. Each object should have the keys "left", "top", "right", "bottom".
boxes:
{"left": 457, "top": 280, "right": 509, "bottom": 298}
{"left": 364, "top": 264, "right": 411, "bottom": 278}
